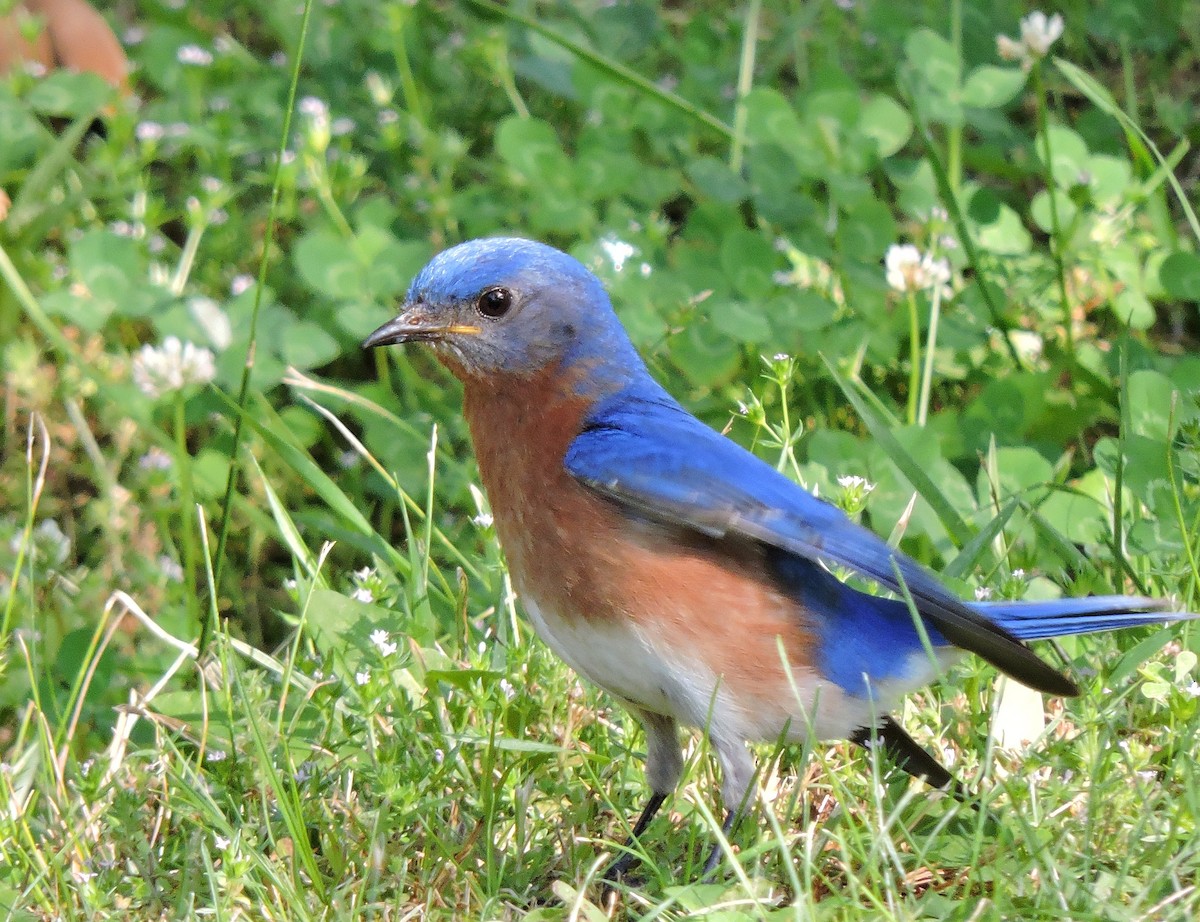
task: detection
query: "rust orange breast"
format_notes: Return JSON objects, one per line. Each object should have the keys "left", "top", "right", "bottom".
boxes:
{"left": 460, "top": 367, "right": 817, "bottom": 698}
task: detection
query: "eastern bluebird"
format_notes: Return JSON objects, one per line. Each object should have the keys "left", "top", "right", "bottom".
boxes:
{"left": 364, "top": 237, "right": 1193, "bottom": 879}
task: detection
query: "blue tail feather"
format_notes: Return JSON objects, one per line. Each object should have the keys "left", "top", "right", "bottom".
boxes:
{"left": 975, "top": 596, "right": 1194, "bottom": 641}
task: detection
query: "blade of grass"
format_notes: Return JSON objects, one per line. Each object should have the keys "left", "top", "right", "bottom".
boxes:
{"left": 209, "top": 0, "right": 316, "bottom": 651}
{"left": 823, "top": 355, "right": 974, "bottom": 548}
{"left": 461, "top": 0, "right": 733, "bottom": 141}
{"left": 1055, "top": 58, "right": 1200, "bottom": 243}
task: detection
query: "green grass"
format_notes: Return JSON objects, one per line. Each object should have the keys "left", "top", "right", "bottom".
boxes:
{"left": 2, "top": 0, "right": 1200, "bottom": 918}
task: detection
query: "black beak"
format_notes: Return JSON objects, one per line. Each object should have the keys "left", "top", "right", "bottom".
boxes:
{"left": 362, "top": 307, "right": 480, "bottom": 349}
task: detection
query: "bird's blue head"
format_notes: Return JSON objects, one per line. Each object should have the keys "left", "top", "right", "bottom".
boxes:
{"left": 364, "top": 237, "right": 643, "bottom": 387}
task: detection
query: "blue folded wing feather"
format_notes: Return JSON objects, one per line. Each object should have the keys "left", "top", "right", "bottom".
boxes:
{"left": 565, "top": 386, "right": 1080, "bottom": 696}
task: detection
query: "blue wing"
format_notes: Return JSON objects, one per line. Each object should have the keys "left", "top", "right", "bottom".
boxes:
{"left": 564, "top": 384, "right": 1079, "bottom": 696}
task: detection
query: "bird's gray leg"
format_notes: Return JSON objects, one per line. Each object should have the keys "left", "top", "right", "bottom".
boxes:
{"left": 604, "top": 709, "right": 682, "bottom": 881}
{"left": 700, "top": 734, "right": 756, "bottom": 879}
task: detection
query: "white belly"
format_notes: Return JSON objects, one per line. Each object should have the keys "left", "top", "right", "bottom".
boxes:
{"left": 518, "top": 593, "right": 943, "bottom": 743}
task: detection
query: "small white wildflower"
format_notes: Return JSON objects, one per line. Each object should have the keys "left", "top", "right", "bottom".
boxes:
{"left": 499, "top": 678, "right": 515, "bottom": 700}
{"left": 166, "top": 123, "right": 190, "bottom": 138}
{"left": 370, "top": 629, "right": 398, "bottom": 657}
{"left": 282, "top": 577, "right": 297, "bottom": 592}
{"left": 1012, "top": 568, "right": 1026, "bottom": 580}
{"left": 639, "top": 262, "right": 652, "bottom": 277}
{"left": 209, "top": 95, "right": 230, "bottom": 112}
{"left": 158, "top": 555, "right": 184, "bottom": 582}
{"left": 124, "top": 26, "right": 146, "bottom": 44}
{"left": 434, "top": 748, "right": 445, "bottom": 764}
{"left": 200, "top": 176, "right": 223, "bottom": 194}
{"left": 131, "top": 337, "right": 216, "bottom": 398}
{"left": 177, "top": 44, "right": 214, "bottom": 66}
{"left": 270, "top": 51, "right": 287, "bottom": 67}
{"left": 213, "top": 833, "right": 231, "bottom": 850}
{"left": 136, "top": 121, "right": 165, "bottom": 142}
{"left": 337, "top": 450, "right": 360, "bottom": 469}
{"left": 230, "top": 274, "right": 255, "bottom": 296}
{"left": 922, "top": 253, "right": 952, "bottom": 296}
{"left": 351, "top": 586, "right": 374, "bottom": 603}
{"left": 331, "top": 117, "right": 356, "bottom": 136}
{"left": 1184, "top": 681, "right": 1200, "bottom": 698}
{"left": 772, "top": 352, "right": 790, "bottom": 362}
{"left": 377, "top": 109, "right": 400, "bottom": 126}
{"left": 138, "top": 448, "right": 172, "bottom": 470}
{"left": 736, "top": 400, "right": 749, "bottom": 416}
{"left": 472, "top": 511, "right": 494, "bottom": 528}
{"left": 354, "top": 567, "right": 372, "bottom": 581}
{"left": 974, "top": 586, "right": 994, "bottom": 602}
{"left": 600, "top": 237, "right": 636, "bottom": 273}
{"left": 299, "top": 96, "right": 328, "bottom": 118}
{"left": 836, "top": 475, "right": 875, "bottom": 494}
{"left": 1021, "top": 11, "right": 1065, "bottom": 56}
{"left": 355, "top": 670, "right": 371, "bottom": 686}
{"left": 997, "top": 11, "right": 1064, "bottom": 70}
{"left": 206, "top": 749, "right": 227, "bottom": 762}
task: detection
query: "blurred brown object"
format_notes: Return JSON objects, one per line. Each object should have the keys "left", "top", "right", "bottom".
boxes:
{"left": 0, "top": 187, "right": 10, "bottom": 221}
{"left": 0, "top": 0, "right": 128, "bottom": 91}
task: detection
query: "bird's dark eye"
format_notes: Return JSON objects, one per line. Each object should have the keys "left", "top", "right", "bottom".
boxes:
{"left": 476, "top": 287, "right": 514, "bottom": 319}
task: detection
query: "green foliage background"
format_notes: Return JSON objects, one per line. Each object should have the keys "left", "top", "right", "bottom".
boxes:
{"left": 1, "top": 0, "right": 1199, "bottom": 918}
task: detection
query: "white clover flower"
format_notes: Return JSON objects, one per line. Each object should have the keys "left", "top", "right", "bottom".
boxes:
{"left": 885, "top": 244, "right": 952, "bottom": 297}
{"left": 1021, "top": 11, "right": 1064, "bottom": 55}
{"left": 600, "top": 237, "right": 636, "bottom": 273}
{"left": 885, "top": 244, "right": 922, "bottom": 292}
{"left": 370, "top": 629, "right": 398, "bottom": 657}
{"left": 176, "top": 44, "right": 213, "bottom": 66}
{"left": 997, "top": 11, "right": 1064, "bottom": 70}
{"left": 131, "top": 337, "right": 216, "bottom": 398}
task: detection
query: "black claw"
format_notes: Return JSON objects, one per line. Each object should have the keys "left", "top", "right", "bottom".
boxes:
{"left": 602, "top": 791, "right": 668, "bottom": 882}
{"left": 700, "top": 808, "right": 739, "bottom": 880}
{"left": 851, "top": 716, "right": 974, "bottom": 802}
